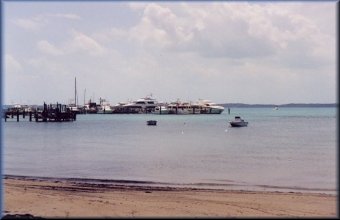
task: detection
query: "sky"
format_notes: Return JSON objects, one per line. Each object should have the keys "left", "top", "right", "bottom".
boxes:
{"left": 2, "top": 1, "right": 337, "bottom": 105}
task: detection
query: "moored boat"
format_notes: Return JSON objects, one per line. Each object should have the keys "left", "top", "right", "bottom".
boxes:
{"left": 154, "top": 105, "right": 171, "bottom": 114}
{"left": 123, "top": 96, "right": 158, "bottom": 113}
{"left": 67, "top": 104, "right": 82, "bottom": 114}
{"left": 84, "top": 101, "right": 98, "bottom": 114}
{"left": 198, "top": 99, "right": 224, "bottom": 114}
{"left": 147, "top": 120, "right": 157, "bottom": 126}
{"left": 167, "top": 100, "right": 201, "bottom": 114}
{"left": 97, "top": 98, "right": 113, "bottom": 114}
{"left": 229, "top": 116, "right": 248, "bottom": 127}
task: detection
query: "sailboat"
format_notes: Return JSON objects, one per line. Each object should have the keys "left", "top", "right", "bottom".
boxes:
{"left": 68, "top": 77, "right": 81, "bottom": 114}
{"left": 97, "top": 98, "right": 113, "bottom": 114}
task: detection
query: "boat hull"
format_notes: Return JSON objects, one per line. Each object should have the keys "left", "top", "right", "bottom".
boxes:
{"left": 97, "top": 110, "right": 113, "bottom": 114}
{"left": 147, "top": 120, "right": 157, "bottom": 126}
{"left": 230, "top": 122, "right": 248, "bottom": 127}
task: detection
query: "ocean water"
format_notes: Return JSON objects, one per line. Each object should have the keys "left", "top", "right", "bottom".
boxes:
{"left": 2, "top": 107, "right": 337, "bottom": 194}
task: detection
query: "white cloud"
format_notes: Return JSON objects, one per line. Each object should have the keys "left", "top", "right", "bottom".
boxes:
{"left": 37, "top": 31, "right": 106, "bottom": 57}
{"left": 4, "top": 2, "right": 336, "bottom": 104}
{"left": 127, "top": 2, "right": 148, "bottom": 11}
{"left": 127, "top": 3, "right": 276, "bottom": 57}
{"left": 48, "top": 13, "right": 81, "bottom": 20}
{"left": 13, "top": 13, "right": 80, "bottom": 31}
{"left": 13, "top": 18, "right": 44, "bottom": 31}
{"left": 128, "top": 3, "right": 198, "bottom": 50}
{"left": 66, "top": 30, "right": 106, "bottom": 56}
{"left": 75, "top": 2, "right": 335, "bottom": 68}
{"left": 124, "top": 2, "right": 335, "bottom": 69}
{"left": 92, "top": 27, "right": 128, "bottom": 44}
{"left": 5, "top": 54, "right": 22, "bottom": 73}
{"left": 37, "top": 40, "right": 64, "bottom": 56}
{"left": 26, "top": 57, "right": 69, "bottom": 77}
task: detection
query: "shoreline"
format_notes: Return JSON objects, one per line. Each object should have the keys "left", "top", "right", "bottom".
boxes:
{"left": 3, "top": 174, "right": 336, "bottom": 195}
{"left": 3, "top": 175, "right": 337, "bottom": 217}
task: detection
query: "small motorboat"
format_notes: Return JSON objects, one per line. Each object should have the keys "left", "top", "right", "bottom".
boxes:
{"left": 229, "top": 116, "right": 248, "bottom": 127}
{"left": 147, "top": 120, "right": 157, "bottom": 126}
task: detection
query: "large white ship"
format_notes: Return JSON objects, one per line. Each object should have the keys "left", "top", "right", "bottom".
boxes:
{"left": 197, "top": 99, "right": 225, "bottom": 114}
{"left": 122, "top": 96, "right": 158, "bottom": 113}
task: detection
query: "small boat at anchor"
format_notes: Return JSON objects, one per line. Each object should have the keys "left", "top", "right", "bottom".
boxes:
{"left": 147, "top": 120, "right": 157, "bottom": 126}
{"left": 229, "top": 116, "right": 248, "bottom": 127}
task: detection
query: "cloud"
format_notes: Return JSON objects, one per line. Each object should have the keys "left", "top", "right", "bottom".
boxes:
{"left": 5, "top": 54, "right": 23, "bottom": 73}
{"left": 13, "top": 18, "right": 44, "bottom": 31}
{"left": 26, "top": 57, "right": 69, "bottom": 77}
{"left": 129, "top": 4, "right": 172, "bottom": 49}
{"left": 124, "top": 2, "right": 335, "bottom": 69}
{"left": 47, "top": 13, "right": 81, "bottom": 20}
{"left": 126, "top": 3, "right": 277, "bottom": 58}
{"left": 4, "top": 2, "right": 336, "bottom": 104}
{"left": 13, "top": 13, "right": 80, "bottom": 31}
{"left": 37, "top": 40, "right": 64, "bottom": 56}
{"left": 127, "top": 2, "right": 149, "bottom": 11}
{"left": 37, "top": 31, "right": 105, "bottom": 57}
{"left": 128, "top": 3, "right": 195, "bottom": 50}
{"left": 67, "top": 30, "right": 105, "bottom": 56}
{"left": 92, "top": 27, "right": 128, "bottom": 44}
{"left": 90, "top": 2, "right": 334, "bottom": 66}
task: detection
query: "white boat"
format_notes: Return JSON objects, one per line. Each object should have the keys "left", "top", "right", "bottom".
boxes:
{"left": 84, "top": 101, "right": 98, "bottom": 114}
{"left": 67, "top": 104, "right": 81, "bottom": 114}
{"left": 111, "top": 102, "right": 130, "bottom": 113}
{"left": 230, "top": 116, "right": 248, "bottom": 127}
{"left": 97, "top": 104, "right": 113, "bottom": 114}
{"left": 113, "top": 102, "right": 129, "bottom": 107}
{"left": 167, "top": 100, "right": 200, "bottom": 114}
{"left": 97, "top": 99, "right": 113, "bottom": 114}
{"left": 11, "top": 104, "right": 34, "bottom": 113}
{"left": 153, "top": 105, "right": 171, "bottom": 114}
{"left": 23, "top": 105, "right": 34, "bottom": 113}
{"left": 273, "top": 106, "right": 279, "bottom": 110}
{"left": 198, "top": 99, "right": 224, "bottom": 114}
{"left": 123, "top": 96, "right": 158, "bottom": 113}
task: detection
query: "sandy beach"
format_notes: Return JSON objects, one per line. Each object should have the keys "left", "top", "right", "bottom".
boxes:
{"left": 2, "top": 175, "right": 337, "bottom": 218}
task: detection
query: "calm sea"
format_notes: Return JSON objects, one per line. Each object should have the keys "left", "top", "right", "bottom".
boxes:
{"left": 2, "top": 107, "right": 337, "bottom": 194}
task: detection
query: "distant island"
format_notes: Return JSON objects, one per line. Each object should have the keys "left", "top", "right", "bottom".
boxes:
{"left": 220, "top": 103, "right": 337, "bottom": 108}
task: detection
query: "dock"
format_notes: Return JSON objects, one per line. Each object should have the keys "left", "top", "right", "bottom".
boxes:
{"left": 3, "top": 103, "right": 76, "bottom": 122}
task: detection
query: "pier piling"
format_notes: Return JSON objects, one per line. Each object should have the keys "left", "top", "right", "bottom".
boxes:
{"left": 4, "top": 102, "right": 76, "bottom": 123}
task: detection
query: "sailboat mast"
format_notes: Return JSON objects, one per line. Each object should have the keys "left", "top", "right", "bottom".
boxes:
{"left": 84, "top": 88, "right": 86, "bottom": 105}
{"left": 75, "top": 77, "right": 77, "bottom": 106}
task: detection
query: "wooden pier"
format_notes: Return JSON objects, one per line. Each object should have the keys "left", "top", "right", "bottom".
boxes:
{"left": 3, "top": 103, "right": 76, "bottom": 122}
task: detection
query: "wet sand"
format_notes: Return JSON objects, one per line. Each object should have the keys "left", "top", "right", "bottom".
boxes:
{"left": 3, "top": 175, "right": 337, "bottom": 218}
